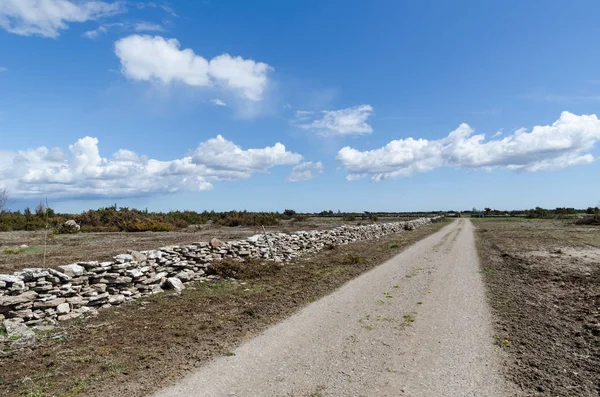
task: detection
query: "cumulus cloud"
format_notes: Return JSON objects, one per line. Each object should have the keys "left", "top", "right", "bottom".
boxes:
{"left": 210, "top": 98, "right": 227, "bottom": 106}
{"left": 296, "top": 105, "right": 374, "bottom": 135}
{"left": 337, "top": 112, "right": 600, "bottom": 181}
{"left": 0, "top": 66, "right": 6, "bottom": 72}
{"left": 0, "top": 135, "right": 302, "bottom": 199}
{"left": 114, "top": 35, "right": 273, "bottom": 101}
{"left": 287, "top": 161, "right": 323, "bottom": 182}
{"left": 0, "top": 0, "right": 124, "bottom": 38}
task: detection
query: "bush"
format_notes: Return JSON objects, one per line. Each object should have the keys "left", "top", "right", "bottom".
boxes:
{"left": 576, "top": 213, "right": 600, "bottom": 225}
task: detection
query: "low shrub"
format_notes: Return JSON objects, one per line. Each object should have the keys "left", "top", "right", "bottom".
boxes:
{"left": 340, "top": 255, "right": 366, "bottom": 265}
{"left": 575, "top": 213, "right": 600, "bottom": 225}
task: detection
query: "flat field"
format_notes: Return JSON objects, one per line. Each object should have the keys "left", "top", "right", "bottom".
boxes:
{"left": 474, "top": 218, "right": 600, "bottom": 396}
{"left": 0, "top": 220, "right": 447, "bottom": 397}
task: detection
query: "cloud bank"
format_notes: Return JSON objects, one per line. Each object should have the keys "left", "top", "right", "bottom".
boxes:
{"left": 0, "top": 135, "right": 302, "bottom": 199}
{"left": 337, "top": 112, "right": 600, "bottom": 181}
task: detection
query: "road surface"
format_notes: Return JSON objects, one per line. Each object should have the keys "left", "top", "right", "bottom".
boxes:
{"left": 154, "top": 219, "right": 514, "bottom": 397}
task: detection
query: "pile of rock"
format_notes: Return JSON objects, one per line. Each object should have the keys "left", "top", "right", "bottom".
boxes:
{"left": 0, "top": 217, "right": 441, "bottom": 331}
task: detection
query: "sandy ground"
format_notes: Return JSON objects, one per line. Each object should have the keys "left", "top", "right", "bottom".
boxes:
{"left": 153, "top": 219, "right": 514, "bottom": 397}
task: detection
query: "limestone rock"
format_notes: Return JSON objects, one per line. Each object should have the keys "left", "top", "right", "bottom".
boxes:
{"left": 3, "top": 318, "right": 36, "bottom": 345}
{"left": 56, "top": 303, "right": 70, "bottom": 314}
{"left": 165, "top": 277, "right": 184, "bottom": 293}
{"left": 19, "top": 268, "right": 50, "bottom": 282}
{"left": 33, "top": 298, "right": 66, "bottom": 309}
{"left": 210, "top": 238, "right": 225, "bottom": 249}
{"left": 57, "top": 264, "right": 85, "bottom": 277}
{"left": 130, "top": 250, "right": 147, "bottom": 262}
{"left": 61, "top": 220, "right": 81, "bottom": 233}
{"left": 0, "top": 291, "right": 38, "bottom": 307}
{"left": 108, "top": 294, "right": 125, "bottom": 305}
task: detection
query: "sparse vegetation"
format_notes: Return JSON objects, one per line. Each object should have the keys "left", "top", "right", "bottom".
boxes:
{"left": 403, "top": 312, "right": 417, "bottom": 323}
{"left": 0, "top": 220, "right": 448, "bottom": 397}
{"left": 475, "top": 218, "right": 600, "bottom": 396}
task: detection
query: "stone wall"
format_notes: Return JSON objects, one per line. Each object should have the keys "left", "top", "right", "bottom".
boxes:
{"left": 0, "top": 217, "right": 440, "bottom": 330}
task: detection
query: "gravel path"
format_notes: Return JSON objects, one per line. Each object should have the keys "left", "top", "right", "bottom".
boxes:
{"left": 153, "top": 219, "right": 515, "bottom": 397}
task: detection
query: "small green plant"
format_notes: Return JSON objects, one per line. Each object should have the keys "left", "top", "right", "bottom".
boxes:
{"left": 389, "top": 244, "right": 399, "bottom": 249}
{"left": 403, "top": 312, "right": 417, "bottom": 323}
{"left": 0, "top": 327, "right": 7, "bottom": 337}
{"left": 362, "top": 325, "right": 374, "bottom": 331}
{"left": 21, "top": 382, "right": 49, "bottom": 397}
{"left": 340, "top": 255, "right": 366, "bottom": 265}
{"left": 224, "top": 351, "right": 236, "bottom": 357}
{"left": 3, "top": 249, "right": 20, "bottom": 255}
{"left": 417, "top": 301, "right": 423, "bottom": 305}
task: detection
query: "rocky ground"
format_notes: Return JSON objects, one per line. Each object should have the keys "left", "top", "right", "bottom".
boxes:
{"left": 474, "top": 219, "right": 600, "bottom": 397}
{"left": 0, "top": 220, "right": 447, "bottom": 397}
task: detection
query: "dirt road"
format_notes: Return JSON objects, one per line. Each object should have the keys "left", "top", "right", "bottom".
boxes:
{"left": 153, "top": 220, "right": 514, "bottom": 397}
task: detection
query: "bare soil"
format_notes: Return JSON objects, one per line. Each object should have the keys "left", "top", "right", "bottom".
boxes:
{"left": 0, "top": 217, "right": 410, "bottom": 274}
{"left": 0, "top": 220, "right": 448, "bottom": 397}
{"left": 474, "top": 219, "right": 600, "bottom": 396}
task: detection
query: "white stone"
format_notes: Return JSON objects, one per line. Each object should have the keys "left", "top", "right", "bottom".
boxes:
{"left": 165, "top": 277, "right": 184, "bottom": 293}
{"left": 56, "top": 302, "right": 70, "bottom": 314}
{"left": 57, "top": 264, "right": 85, "bottom": 277}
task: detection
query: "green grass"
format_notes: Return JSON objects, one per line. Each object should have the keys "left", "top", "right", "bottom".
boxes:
{"left": 2, "top": 246, "right": 47, "bottom": 255}
{"left": 403, "top": 312, "right": 417, "bottom": 323}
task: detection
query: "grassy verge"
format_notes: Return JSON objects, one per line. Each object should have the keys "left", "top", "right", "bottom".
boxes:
{"left": 474, "top": 218, "right": 600, "bottom": 396}
{"left": 0, "top": 220, "right": 449, "bottom": 397}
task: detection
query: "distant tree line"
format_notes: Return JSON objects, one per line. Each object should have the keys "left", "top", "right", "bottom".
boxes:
{"left": 459, "top": 206, "right": 599, "bottom": 219}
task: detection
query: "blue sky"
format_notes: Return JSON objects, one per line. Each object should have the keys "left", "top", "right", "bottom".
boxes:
{"left": 1, "top": 0, "right": 600, "bottom": 213}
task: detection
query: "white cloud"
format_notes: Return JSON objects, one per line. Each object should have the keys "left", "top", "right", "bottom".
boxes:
{"left": 296, "top": 105, "right": 374, "bottom": 135}
{"left": 134, "top": 21, "right": 164, "bottom": 32}
{"left": 0, "top": 66, "right": 6, "bottom": 72}
{"left": 337, "top": 112, "right": 600, "bottom": 181}
{"left": 192, "top": 135, "right": 302, "bottom": 172}
{"left": 0, "top": 0, "right": 124, "bottom": 38}
{"left": 287, "top": 161, "right": 323, "bottom": 182}
{"left": 210, "top": 98, "right": 227, "bottom": 107}
{"left": 0, "top": 135, "right": 302, "bottom": 199}
{"left": 83, "top": 21, "right": 164, "bottom": 39}
{"left": 114, "top": 35, "right": 273, "bottom": 101}
{"left": 82, "top": 25, "right": 107, "bottom": 38}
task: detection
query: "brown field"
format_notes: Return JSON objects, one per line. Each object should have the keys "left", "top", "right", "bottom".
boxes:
{"left": 0, "top": 217, "right": 414, "bottom": 274}
{"left": 474, "top": 218, "right": 600, "bottom": 397}
{"left": 0, "top": 220, "right": 448, "bottom": 397}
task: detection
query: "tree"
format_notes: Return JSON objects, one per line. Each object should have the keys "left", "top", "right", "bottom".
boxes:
{"left": 35, "top": 202, "right": 46, "bottom": 217}
{"left": 283, "top": 209, "right": 296, "bottom": 218}
{"left": 0, "top": 188, "right": 7, "bottom": 214}
{"left": 484, "top": 208, "right": 491, "bottom": 215}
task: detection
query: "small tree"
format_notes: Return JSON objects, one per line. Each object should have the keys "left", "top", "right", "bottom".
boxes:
{"left": 283, "top": 209, "right": 296, "bottom": 218}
